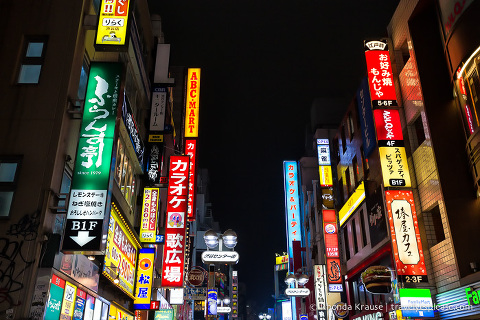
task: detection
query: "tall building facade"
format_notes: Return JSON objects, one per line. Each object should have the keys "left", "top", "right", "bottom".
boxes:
{"left": 0, "top": 1, "right": 198, "bottom": 319}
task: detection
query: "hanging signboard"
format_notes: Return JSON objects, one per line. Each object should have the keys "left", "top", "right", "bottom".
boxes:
{"left": 63, "top": 62, "right": 122, "bottom": 254}
{"left": 134, "top": 248, "right": 155, "bottom": 309}
{"left": 140, "top": 188, "right": 160, "bottom": 243}
{"left": 95, "top": 0, "right": 131, "bottom": 50}
{"left": 283, "top": 161, "right": 302, "bottom": 260}
{"left": 314, "top": 265, "right": 328, "bottom": 320}
{"left": 184, "top": 69, "right": 201, "bottom": 137}
{"left": 161, "top": 156, "right": 190, "bottom": 287}
{"left": 364, "top": 40, "right": 398, "bottom": 107}
{"left": 385, "top": 190, "right": 428, "bottom": 283}
{"left": 103, "top": 202, "right": 140, "bottom": 297}
{"left": 185, "top": 139, "right": 197, "bottom": 221}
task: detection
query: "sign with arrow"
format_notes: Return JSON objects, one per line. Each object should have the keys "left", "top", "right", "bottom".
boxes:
{"left": 62, "top": 62, "right": 122, "bottom": 254}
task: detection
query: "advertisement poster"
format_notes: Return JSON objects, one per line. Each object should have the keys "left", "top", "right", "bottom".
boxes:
{"left": 44, "top": 275, "right": 65, "bottom": 320}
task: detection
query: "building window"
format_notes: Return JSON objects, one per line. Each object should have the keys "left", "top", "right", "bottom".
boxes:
{"left": 348, "top": 113, "right": 355, "bottom": 139}
{"left": 343, "top": 226, "right": 350, "bottom": 261}
{"left": 351, "top": 218, "right": 359, "bottom": 254}
{"left": 114, "top": 138, "right": 136, "bottom": 208}
{"left": 18, "top": 37, "right": 47, "bottom": 84}
{"left": 341, "top": 124, "right": 347, "bottom": 153}
{"left": 0, "top": 157, "right": 21, "bottom": 217}
{"left": 352, "top": 156, "right": 359, "bottom": 186}
{"left": 413, "top": 114, "right": 426, "bottom": 148}
{"left": 360, "top": 210, "right": 368, "bottom": 248}
{"left": 424, "top": 205, "right": 445, "bottom": 247}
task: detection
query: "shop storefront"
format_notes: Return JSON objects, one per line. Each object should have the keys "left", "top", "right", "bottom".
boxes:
{"left": 436, "top": 281, "right": 480, "bottom": 319}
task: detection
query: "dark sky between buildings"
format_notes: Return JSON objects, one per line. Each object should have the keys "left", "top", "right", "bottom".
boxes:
{"left": 148, "top": 0, "right": 399, "bottom": 311}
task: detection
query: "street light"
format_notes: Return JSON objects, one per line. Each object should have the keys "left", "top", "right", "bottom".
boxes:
{"left": 203, "top": 229, "right": 238, "bottom": 250}
{"left": 259, "top": 313, "right": 272, "bottom": 320}
{"left": 284, "top": 273, "right": 310, "bottom": 297}
{"left": 284, "top": 273, "right": 309, "bottom": 288}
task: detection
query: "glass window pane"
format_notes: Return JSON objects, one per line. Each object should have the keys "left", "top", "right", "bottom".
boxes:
{"left": 77, "top": 61, "right": 89, "bottom": 103}
{"left": 0, "top": 191, "right": 14, "bottom": 217}
{"left": 18, "top": 64, "right": 41, "bottom": 83}
{"left": 115, "top": 139, "right": 125, "bottom": 185}
{"left": 26, "top": 42, "right": 44, "bottom": 57}
{"left": 0, "top": 163, "right": 17, "bottom": 182}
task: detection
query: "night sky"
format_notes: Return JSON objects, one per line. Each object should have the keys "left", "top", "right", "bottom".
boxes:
{"left": 149, "top": 0, "right": 399, "bottom": 312}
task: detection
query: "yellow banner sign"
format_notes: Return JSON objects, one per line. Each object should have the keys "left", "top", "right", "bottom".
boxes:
{"left": 148, "top": 134, "right": 163, "bottom": 142}
{"left": 319, "top": 166, "right": 333, "bottom": 187}
{"left": 339, "top": 181, "right": 365, "bottom": 226}
{"left": 185, "top": 68, "right": 201, "bottom": 137}
{"left": 379, "top": 146, "right": 411, "bottom": 187}
{"left": 134, "top": 248, "right": 155, "bottom": 309}
{"left": 140, "top": 188, "right": 159, "bottom": 242}
{"left": 276, "top": 254, "right": 289, "bottom": 265}
{"left": 60, "top": 281, "right": 77, "bottom": 320}
{"left": 96, "top": 0, "right": 131, "bottom": 47}
{"left": 104, "top": 202, "right": 140, "bottom": 298}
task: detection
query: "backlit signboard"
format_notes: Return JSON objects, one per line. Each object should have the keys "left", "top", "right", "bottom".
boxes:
{"left": 150, "top": 87, "right": 167, "bottom": 131}
{"left": 95, "top": 0, "right": 131, "bottom": 48}
{"left": 357, "top": 77, "right": 377, "bottom": 157}
{"left": 385, "top": 190, "right": 428, "bottom": 282}
{"left": 134, "top": 248, "right": 155, "bottom": 309}
{"left": 339, "top": 181, "right": 365, "bottom": 226}
{"left": 61, "top": 281, "right": 77, "bottom": 320}
{"left": 185, "top": 69, "right": 201, "bottom": 137}
{"left": 104, "top": 202, "right": 140, "bottom": 297}
{"left": 122, "top": 95, "right": 144, "bottom": 167}
{"left": 283, "top": 161, "right": 302, "bottom": 260}
{"left": 232, "top": 271, "right": 238, "bottom": 318}
{"left": 185, "top": 139, "right": 197, "bottom": 221}
{"left": 207, "top": 289, "right": 217, "bottom": 316}
{"left": 319, "top": 166, "right": 333, "bottom": 187}
{"left": 276, "top": 254, "right": 289, "bottom": 265}
{"left": 314, "top": 265, "right": 328, "bottom": 320}
{"left": 161, "top": 156, "right": 190, "bottom": 287}
{"left": 63, "top": 62, "right": 122, "bottom": 254}
{"left": 323, "top": 210, "right": 339, "bottom": 258}
{"left": 155, "top": 309, "right": 174, "bottom": 320}
{"left": 399, "top": 288, "right": 434, "bottom": 317}
{"left": 364, "top": 40, "right": 398, "bottom": 107}
{"left": 140, "top": 188, "right": 159, "bottom": 242}
{"left": 45, "top": 275, "right": 65, "bottom": 320}
{"left": 379, "top": 147, "right": 411, "bottom": 187}
{"left": 317, "top": 142, "right": 331, "bottom": 166}
{"left": 282, "top": 300, "right": 292, "bottom": 320}
{"left": 373, "top": 109, "right": 403, "bottom": 144}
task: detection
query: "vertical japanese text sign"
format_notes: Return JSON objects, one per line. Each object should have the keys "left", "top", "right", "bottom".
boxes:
{"left": 385, "top": 190, "right": 427, "bottom": 282}
{"left": 314, "top": 265, "right": 327, "bottom": 320}
{"left": 185, "top": 139, "right": 197, "bottom": 221}
{"left": 161, "top": 156, "right": 190, "bottom": 287}
{"left": 365, "top": 40, "right": 411, "bottom": 188}
{"left": 364, "top": 40, "right": 397, "bottom": 107}
{"left": 283, "top": 161, "right": 302, "bottom": 261}
{"left": 140, "top": 188, "right": 160, "bottom": 242}
{"left": 63, "top": 62, "right": 122, "bottom": 253}
{"left": 134, "top": 248, "right": 155, "bottom": 309}
{"left": 323, "top": 210, "right": 342, "bottom": 291}
{"left": 184, "top": 68, "right": 201, "bottom": 137}
{"left": 95, "top": 0, "right": 131, "bottom": 48}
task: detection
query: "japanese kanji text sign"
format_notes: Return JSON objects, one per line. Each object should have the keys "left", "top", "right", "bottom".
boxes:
{"left": 314, "top": 265, "right": 327, "bottom": 319}
{"left": 95, "top": 0, "right": 131, "bottom": 48}
{"left": 134, "top": 248, "right": 155, "bottom": 309}
{"left": 63, "top": 62, "right": 122, "bottom": 254}
{"left": 185, "top": 69, "right": 201, "bottom": 137}
{"left": 283, "top": 161, "right": 302, "bottom": 260}
{"left": 150, "top": 87, "right": 167, "bottom": 131}
{"left": 161, "top": 155, "right": 190, "bottom": 287}
{"left": 185, "top": 139, "right": 197, "bottom": 221}
{"left": 385, "top": 190, "right": 427, "bottom": 281}
{"left": 103, "top": 202, "right": 140, "bottom": 297}
{"left": 365, "top": 40, "right": 397, "bottom": 107}
{"left": 140, "top": 188, "right": 159, "bottom": 242}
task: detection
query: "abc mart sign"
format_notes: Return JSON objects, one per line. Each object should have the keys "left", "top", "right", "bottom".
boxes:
{"left": 285, "top": 288, "right": 310, "bottom": 297}
{"left": 201, "top": 251, "right": 239, "bottom": 264}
